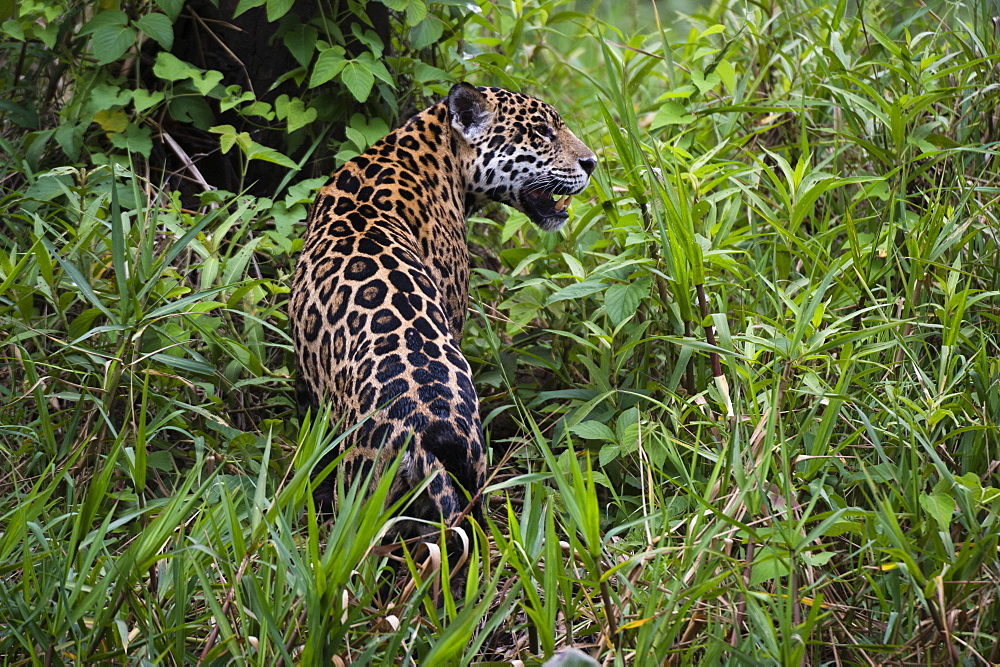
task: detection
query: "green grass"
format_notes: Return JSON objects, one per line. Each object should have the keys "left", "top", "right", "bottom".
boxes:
{"left": 2, "top": 0, "right": 1000, "bottom": 663}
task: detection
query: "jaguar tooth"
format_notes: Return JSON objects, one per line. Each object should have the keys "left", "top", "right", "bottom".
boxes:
{"left": 554, "top": 194, "right": 571, "bottom": 211}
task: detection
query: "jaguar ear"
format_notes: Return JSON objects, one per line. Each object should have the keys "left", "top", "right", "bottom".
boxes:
{"left": 448, "top": 83, "right": 491, "bottom": 139}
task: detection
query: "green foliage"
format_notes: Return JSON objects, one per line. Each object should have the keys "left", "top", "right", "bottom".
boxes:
{"left": 3, "top": 0, "right": 1000, "bottom": 663}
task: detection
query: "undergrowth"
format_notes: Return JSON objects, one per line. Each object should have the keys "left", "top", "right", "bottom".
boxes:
{"left": 2, "top": 0, "right": 999, "bottom": 664}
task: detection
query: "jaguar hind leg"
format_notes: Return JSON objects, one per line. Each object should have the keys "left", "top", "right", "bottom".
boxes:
{"left": 377, "top": 441, "right": 482, "bottom": 598}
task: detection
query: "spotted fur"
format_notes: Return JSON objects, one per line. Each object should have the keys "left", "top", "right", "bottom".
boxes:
{"left": 290, "top": 83, "right": 596, "bottom": 535}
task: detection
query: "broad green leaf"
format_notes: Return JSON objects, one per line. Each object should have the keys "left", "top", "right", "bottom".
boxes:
{"left": 285, "top": 177, "right": 328, "bottom": 204}
{"left": 266, "top": 0, "right": 294, "bottom": 22}
{"left": 92, "top": 23, "right": 136, "bottom": 64}
{"left": 715, "top": 58, "right": 736, "bottom": 92}
{"left": 54, "top": 121, "right": 85, "bottom": 160}
{"left": 109, "top": 123, "right": 153, "bottom": 157}
{"left": 284, "top": 23, "right": 318, "bottom": 68}
{"left": 568, "top": 421, "right": 615, "bottom": 441}
{"left": 135, "top": 12, "right": 173, "bottom": 49}
{"left": 413, "top": 61, "right": 450, "bottom": 83}
{"left": 154, "top": 52, "right": 201, "bottom": 81}
{"left": 598, "top": 443, "right": 621, "bottom": 467}
{"left": 547, "top": 278, "right": 606, "bottom": 305}
{"left": 79, "top": 10, "right": 135, "bottom": 64}
{"left": 340, "top": 61, "right": 375, "bottom": 102}
{"left": 267, "top": 201, "right": 304, "bottom": 253}
{"left": 211, "top": 124, "right": 247, "bottom": 154}
{"left": 344, "top": 125, "right": 367, "bottom": 150}
{"left": 698, "top": 24, "right": 725, "bottom": 38}
{"left": 691, "top": 69, "right": 721, "bottom": 94}
{"left": 67, "top": 308, "right": 105, "bottom": 340}
{"left": 650, "top": 102, "right": 694, "bottom": 128}
{"left": 275, "top": 95, "right": 317, "bottom": 133}
{"left": 346, "top": 113, "right": 390, "bottom": 144}
{"left": 94, "top": 109, "right": 129, "bottom": 133}
{"left": 156, "top": 0, "right": 184, "bottom": 20}
{"left": 78, "top": 9, "right": 127, "bottom": 36}
{"left": 246, "top": 141, "right": 297, "bottom": 168}
{"left": 406, "top": 0, "right": 428, "bottom": 26}
{"left": 919, "top": 492, "right": 954, "bottom": 531}
{"left": 190, "top": 70, "right": 224, "bottom": 96}
{"left": 310, "top": 47, "right": 347, "bottom": 88}
{"left": 233, "top": 0, "right": 266, "bottom": 17}
{"left": 3, "top": 18, "right": 24, "bottom": 41}
{"left": 88, "top": 83, "right": 131, "bottom": 113}
{"left": 410, "top": 16, "right": 444, "bottom": 50}
{"left": 146, "top": 450, "right": 174, "bottom": 471}
{"left": 219, "top": 86, "right": 255, "bottom": 112}
{"left": 350, "top": 24, "right": 385, "bottom": 58}
{"left": 240, "top": 101, "right": 275, "bottom": 120}
{"left": 132, "top": 89, "right": 165, "bottom": 113}
{"left": 749, "top": 549, "right": 790, "bottom": 586}
{"left": 356, "top": 52, "right": 394, "bottom": 85}
{"left": 168, "top": 96, "right": 214, "bottom": 128}
{"left": 604, "top": 280, "right": 646, "bottom": 326}
{"left": 501, "top": 212, "right": 529, "bottom": 243}
{"left": 801, "top": 551, "right": 836, "bottom": 566}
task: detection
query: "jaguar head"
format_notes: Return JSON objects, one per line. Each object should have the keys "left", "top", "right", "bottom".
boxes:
{"left": 448, "top": 83, "right": 597, "bottom": 231}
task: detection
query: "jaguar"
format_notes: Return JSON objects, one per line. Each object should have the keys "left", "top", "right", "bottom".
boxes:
{"left": 290, "top": 82, "right": 596, "bottom": 541}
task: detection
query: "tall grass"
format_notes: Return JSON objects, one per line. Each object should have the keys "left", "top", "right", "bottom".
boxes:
{"left": 2, "top": 0, "right": 999, "bottom": 663}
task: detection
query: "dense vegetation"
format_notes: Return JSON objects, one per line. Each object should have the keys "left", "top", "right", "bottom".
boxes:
{"left": 2, "top": 0, "right": 999, "bottom": 663}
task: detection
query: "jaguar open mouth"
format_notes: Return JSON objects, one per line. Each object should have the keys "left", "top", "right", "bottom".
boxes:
{"left": 521, "top": 188, "right": 575, "bottom": 230}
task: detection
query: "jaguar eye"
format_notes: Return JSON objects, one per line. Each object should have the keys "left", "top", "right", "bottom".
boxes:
{"left": 536, "top": 124, "right": 556, "bottom": 140}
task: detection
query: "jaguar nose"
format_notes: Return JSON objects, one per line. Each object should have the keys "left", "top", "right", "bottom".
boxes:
{"left": 578, "top": 156, "right": 597, "bottom": 176}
